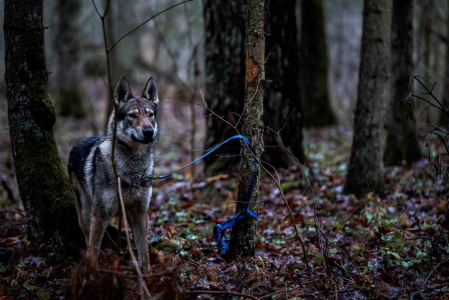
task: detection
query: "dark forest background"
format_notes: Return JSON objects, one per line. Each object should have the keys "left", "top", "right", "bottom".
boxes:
{"left": 1, "top": 0, "right": 449, "bottom": 299}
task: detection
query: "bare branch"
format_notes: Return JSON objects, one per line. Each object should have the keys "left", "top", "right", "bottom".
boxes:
{"left": 411, "top": 94, "right": 442, "bottom": 112}
{"left": 116, "top": 178, "right": 151, "bottom": 298}
{"left": 91, "top": 0, "right": 151, "bottom": 297}
{"left": 412, "top": 76, "right": 449, "bottom": 113}
{"left": 91, "top": 0, "right": 102, "bottom": 18}
{"left": 92, "top": 59, "right": 108, "bottom": 87}
{"left": 109, "top": 0, "right": 194, "bottom": 51}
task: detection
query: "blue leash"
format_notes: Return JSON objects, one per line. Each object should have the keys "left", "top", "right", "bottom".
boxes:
{"left": 140, "top": 135, "right": 259, "bottom": 255}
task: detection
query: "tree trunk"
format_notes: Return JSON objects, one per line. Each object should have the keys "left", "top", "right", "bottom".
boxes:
{"left": 102, "top": 0, "right": 135, "bottom": 132}
{"left": 54, "top": 0, "right": 87, "bottom": 118}
{"left": 384, "top": 0, "right": 421, "bottom": 166}
{"left": 344, "top": 0, "right": 392, "bottom": 197}
{"left": 202, "top": 0, "right": 246, "bottom": 176}
{"left": 4, "top": 0, "right": 82, "bottom": 243}
{"left": 300, "top": 0, "right": 337, "bottom": 128}
{"left": 440, "top": 1, "right": 449, "bottom": 127}
{"left": 417, "top": 0, "right": 434, "bottom": 80}
{"left": 229, "top": 0, "right": 265, "bottom": 257}
{"left": 264, "top": 0, "right": 305, "bottom": 167}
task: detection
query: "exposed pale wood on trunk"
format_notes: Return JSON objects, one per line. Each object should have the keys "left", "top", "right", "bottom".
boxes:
{"left": 230, "top": 0, "right": 265, "bottom": 257}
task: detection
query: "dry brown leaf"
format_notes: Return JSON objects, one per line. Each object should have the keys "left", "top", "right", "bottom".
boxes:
{"left": 398, "top": 214, "right": 412, "bottom": 229}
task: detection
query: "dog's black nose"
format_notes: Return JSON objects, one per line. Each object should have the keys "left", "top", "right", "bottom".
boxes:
{"left": 143, "top": 128, "right": 154, "bottom": 142}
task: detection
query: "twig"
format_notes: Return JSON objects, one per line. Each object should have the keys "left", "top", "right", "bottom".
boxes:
{"left": 117, "top": 178, "right": 151, "bottom": 297}
{"left": 234, "top": 81, "right": 261, "bottom": 129}
{"left": 423, "top": 256, "right": 449, "bottom": 287}
{"left": 411, "top": 94, "right": 443, "bottom": 112}
{"left": 413, "top": 76, "right": 449, "bottom": 113}
{"left": 91, "top": 1, "right": 152, "bottom": 298}
{"left": 92, "top": 59, "right": 108, "bottom": 87}
{"left": 186, "top": 290, "right": 259, "bottom": 300}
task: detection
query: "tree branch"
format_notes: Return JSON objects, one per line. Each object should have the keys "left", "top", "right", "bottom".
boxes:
{"left": 109, "top": 0, "right": 194, "bottom": 51}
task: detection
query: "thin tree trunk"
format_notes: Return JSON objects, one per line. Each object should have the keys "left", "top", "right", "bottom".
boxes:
{"left": 384, "top": 0, "right": 421, "bottom": 166}
{"left": 344, "top": 0, "right": 392, "bottom": 197}
{"left": 230, "top": 0, "right": 265, "bottom": 257}
{"left": 264, "top": 0, "right": 305, "bottom": 167}
{"left": 300, "top": 0, "right": 337, "bottom": 128}
{"left": 440, "top": 0, "right": 449, "bottom": 127}
{"left": 417, "top": 0, "right": 434, "bottom": 80}
{"left": 54, "top": 0, "right": 87, "bottom": 118}
{"left": 103, "top": 0, "right": 118, "bottom": 132}
{"left": 202, "top": 0, "right": 246, "bottom": 176}
{"left": 103, "top": 0, "right": 133, "bottom": 132}
{"left": 4, "top": 0, "right": 82, "bottom": 243}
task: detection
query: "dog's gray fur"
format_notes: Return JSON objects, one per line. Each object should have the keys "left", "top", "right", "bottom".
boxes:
{"left": 68, "top": 77, "right": 159, "bottom": 272}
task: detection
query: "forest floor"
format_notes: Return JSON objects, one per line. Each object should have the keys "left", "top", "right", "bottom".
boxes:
{"left": 1, "top": 87, "right": 449, "bottom": 299}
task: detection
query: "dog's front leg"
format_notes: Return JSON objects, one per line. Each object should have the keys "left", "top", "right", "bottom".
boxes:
{"left": 87, "top": 214, "right": 109, "bottom": 267}
{"left": 130, "top": 212, "right": 150, "bottom": 273}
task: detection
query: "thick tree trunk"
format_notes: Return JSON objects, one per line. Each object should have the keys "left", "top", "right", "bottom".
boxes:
{"left": 229, "top": 0, "right": 264, "bottom": 257}
{"left": 344, "top": 0, "right": 392, "bottom": 197}
{"left": 300, "top": 0, "right": 337, "bottom": 128}
{"left": 54, "top": 0, "right": 87, "bottom": 118}
{"left": 264, "top": 0, "right": 305, "bottom": 167}
{"left": 4, "top": 0, "right": 82, "bottom": 243}
{"left": 384, "top": 0, "right": 421, "bottom": 166}
{"left": 202, "top": 0, "right": 246, "bottom": 176}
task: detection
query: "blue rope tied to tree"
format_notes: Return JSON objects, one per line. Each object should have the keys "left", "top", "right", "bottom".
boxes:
{"left": 139, "top": 135, "right": 258, "bottom": 255}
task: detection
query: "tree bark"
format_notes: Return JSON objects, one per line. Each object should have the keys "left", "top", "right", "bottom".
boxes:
{"left": 384, "top": 0, "right": 421, "bottom": 166}
{"left": 264, "top": 0, "right": 305, "bottom": 167}
{"left": 4, "top": 0, "right": 82, "bottom": 243}
{"left": 103, "top": 0, "right": 123, "bottom": 132}
{"left": 440, "top": 0, "right": 449, "bottom": 127}
{"left": 54, "top": 0, "right": 87, "bottom": 118}
{"left": 344, "top": 0, "right": 392, "bottom": 197}
{"left": 230, "top": 0, "right": 265, "bottom": 257}
{"left": 202, "top": 0, "right": 246, "bottom": 176}
{"left": 300, "top": 0, "right": 337, "bottom": 128}
{"left": 417, "top": 0, "right": 434, "bottom": 80}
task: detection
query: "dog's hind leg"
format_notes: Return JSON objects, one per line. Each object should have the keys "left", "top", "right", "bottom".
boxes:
{"left": 87, "top": 214, "right": 109, "bottom": 266}
{"left": 130, "top": 212, "right": 150, "bottom": 273}
{"left": 70, "top": 175, "right": 90, "bottom": 246}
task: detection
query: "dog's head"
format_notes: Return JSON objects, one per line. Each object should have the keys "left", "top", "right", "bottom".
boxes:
{"left": 110, "top": 77, "right": 159, "bottom": 146}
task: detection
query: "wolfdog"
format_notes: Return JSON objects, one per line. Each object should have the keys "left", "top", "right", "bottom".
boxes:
{"left": 68, "top": 77, "right": 159, "bottom": 272}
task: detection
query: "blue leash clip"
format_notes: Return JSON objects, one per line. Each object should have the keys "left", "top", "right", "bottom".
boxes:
{"left": 141, "top": 135, "right": 259, "bottom": 255}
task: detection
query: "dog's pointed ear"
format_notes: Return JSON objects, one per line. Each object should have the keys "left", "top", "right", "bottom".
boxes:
{"left": 142, "top": 77, "right": 159, "bottom": 106}
{"left": 114, "top": 77, "right": 132, "bottom": 106}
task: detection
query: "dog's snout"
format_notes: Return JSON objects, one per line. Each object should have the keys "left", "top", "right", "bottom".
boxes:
{"left": 143, "top": 128, "right": 154, "bottom": 142}
{"left": 143, "top": 128, "right": 154, "bottom": 137}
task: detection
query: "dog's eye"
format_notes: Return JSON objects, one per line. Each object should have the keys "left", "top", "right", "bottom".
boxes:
{"left": 128, "top": 114, "right": 138, "bottom": 119}
{"left": 149, "top": 112, "right": 154, "bottom": 118}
